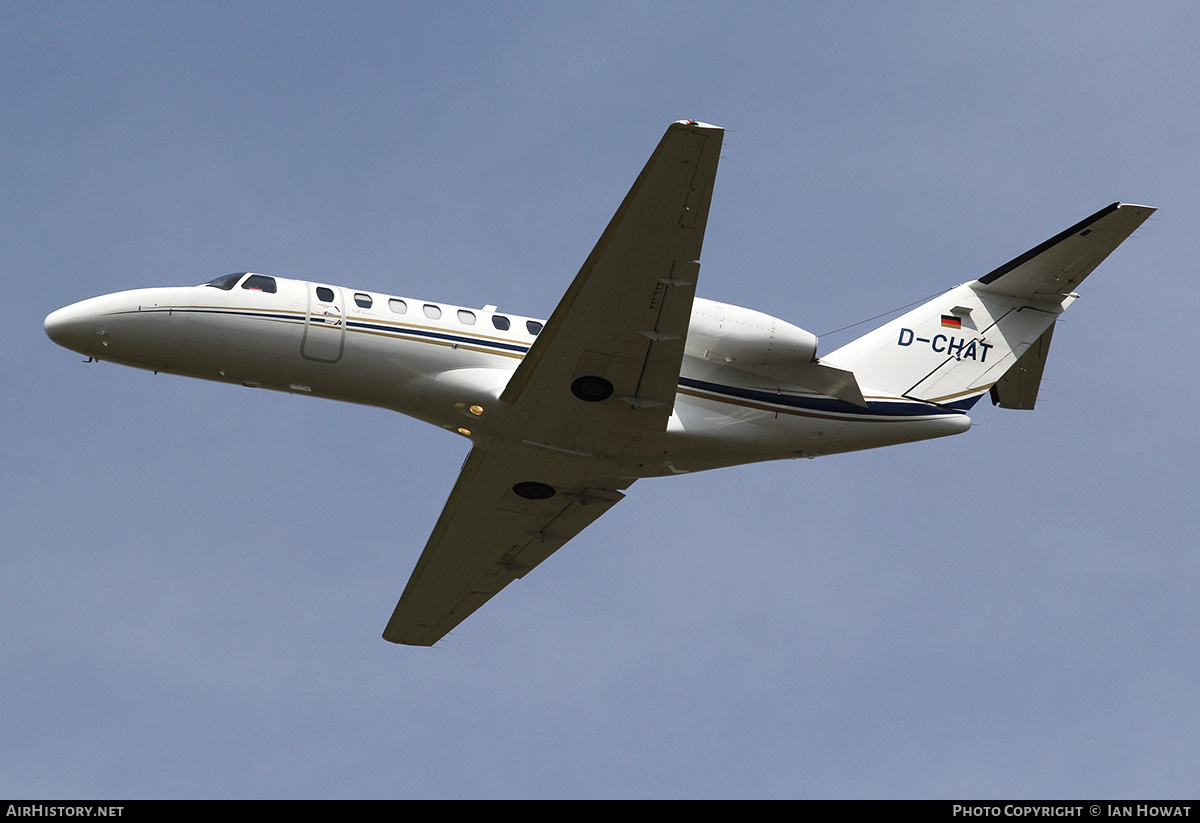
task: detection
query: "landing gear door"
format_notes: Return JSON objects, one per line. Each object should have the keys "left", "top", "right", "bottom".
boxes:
{"left": 303, "top": 284, "right": 345, "bottom": 363}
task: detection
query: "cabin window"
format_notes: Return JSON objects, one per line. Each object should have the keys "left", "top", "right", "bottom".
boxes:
{"left": 389, "top": 298, "right": 407, "bottom": 314}
{"left": 526, "top": 320, "right": 543, "bottom": 336}
{"left": 491, "top": 315, "right": 510, "bottom": 331}
{"left": 316, "top": 286, "right": 334, "bottom": 303}
{"left": 205, "top": 273, "right": 245, "bottom": 290}
{"left": 457, "top": 310, "right": 476, "bottom": 325}
{"left": 423, "top": 304, "right": 442, "bottom": 320}
{"left": 354, "top": 293, "right": 373, "bottom": 309}
{"left": 242, "top": 275, "right": 277, "bottom": 293}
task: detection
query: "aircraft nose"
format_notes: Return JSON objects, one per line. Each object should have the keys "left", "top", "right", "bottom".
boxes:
{"left": 44, "top": 300, "right": 99, "bottom": 353}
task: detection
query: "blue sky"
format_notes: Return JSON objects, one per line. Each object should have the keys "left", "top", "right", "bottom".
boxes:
{"left": 5, "top": 2, "right": 1198, "bottom": 798}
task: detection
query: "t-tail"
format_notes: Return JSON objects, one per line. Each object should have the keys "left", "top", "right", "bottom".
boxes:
{"left": 820, "top": 203, "right": 1154, "bottom": 410}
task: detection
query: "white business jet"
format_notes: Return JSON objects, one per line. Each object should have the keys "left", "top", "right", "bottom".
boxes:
{"left": 45, "top": 121, "right": 1154, "bottom": 645}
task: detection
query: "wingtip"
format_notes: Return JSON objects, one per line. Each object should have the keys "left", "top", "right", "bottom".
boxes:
{"left": 674, "top": 119, "right": 723, "bottom": 131}
{"left": 382, "top": 628, "right": 436, "bottom": 647}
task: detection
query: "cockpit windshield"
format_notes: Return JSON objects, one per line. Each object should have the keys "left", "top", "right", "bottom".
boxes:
{"left": 241, "top": 274, "right": 277, "bottom": 293}
{"left": 203, "top": 272, "right": 247, "bottom": 290}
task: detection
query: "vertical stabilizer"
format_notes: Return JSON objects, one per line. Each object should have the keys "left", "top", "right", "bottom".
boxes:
{"left": 990, "top": 323, "right": 1054, "bottom": 410}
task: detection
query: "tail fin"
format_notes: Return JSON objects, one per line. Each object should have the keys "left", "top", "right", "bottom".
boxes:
{"left": 821, "top": 203, "right": 1154, "bottom": 408}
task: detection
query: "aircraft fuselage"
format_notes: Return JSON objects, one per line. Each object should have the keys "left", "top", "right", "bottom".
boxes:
{"left": 45, "top": 272, "right": 970, "bottom": 477}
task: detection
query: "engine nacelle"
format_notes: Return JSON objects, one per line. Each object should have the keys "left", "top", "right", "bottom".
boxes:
{"left": 686, "top": 298, "right": 818, "bottom": 367}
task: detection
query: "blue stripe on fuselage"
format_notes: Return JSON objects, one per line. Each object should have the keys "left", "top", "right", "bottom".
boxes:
{"left": 677, "top": 377, "right": 976, "bottom": 418}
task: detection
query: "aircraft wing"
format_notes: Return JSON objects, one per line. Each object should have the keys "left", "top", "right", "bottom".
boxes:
{"left": 383, "top": 121, "right": 724, "bottom": 645}
{"left": 500, "top": 120, "right": 724, "bottom": 430}
{"left": 382, "top": 446, "right": 630, "bottom": 646}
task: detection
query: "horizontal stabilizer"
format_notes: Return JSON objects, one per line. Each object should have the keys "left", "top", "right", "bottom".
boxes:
{"left": 977, "top": 203, "right": 1154, "bottom": 298}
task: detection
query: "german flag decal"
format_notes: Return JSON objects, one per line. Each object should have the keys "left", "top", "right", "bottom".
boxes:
{"left": 941, "top": 314, "right": 962, "bottom": 329}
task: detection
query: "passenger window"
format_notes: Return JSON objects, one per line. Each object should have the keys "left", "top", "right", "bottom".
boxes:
{"left": 354, "top": 293, "right": 373, "bottom": 309}
{"left": 457, "top": 310, "right": 476, "bottom": 325}
{"left": 491, "top": 315, "right": 511, "bottom": 331}
{"left": 526, "top": 320, "right": 543, "bottom": 336}
{"left": 423, "top": 304, "right": 442, "bottom": 320}
{"left": 389, "top": 298, "right": 407, "bottom": 314}
{"left": 316, "top": 287, "right": 334, "bottom": 302}
{"left": 242, "top": 275, "right": 277, "bottom": 293}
